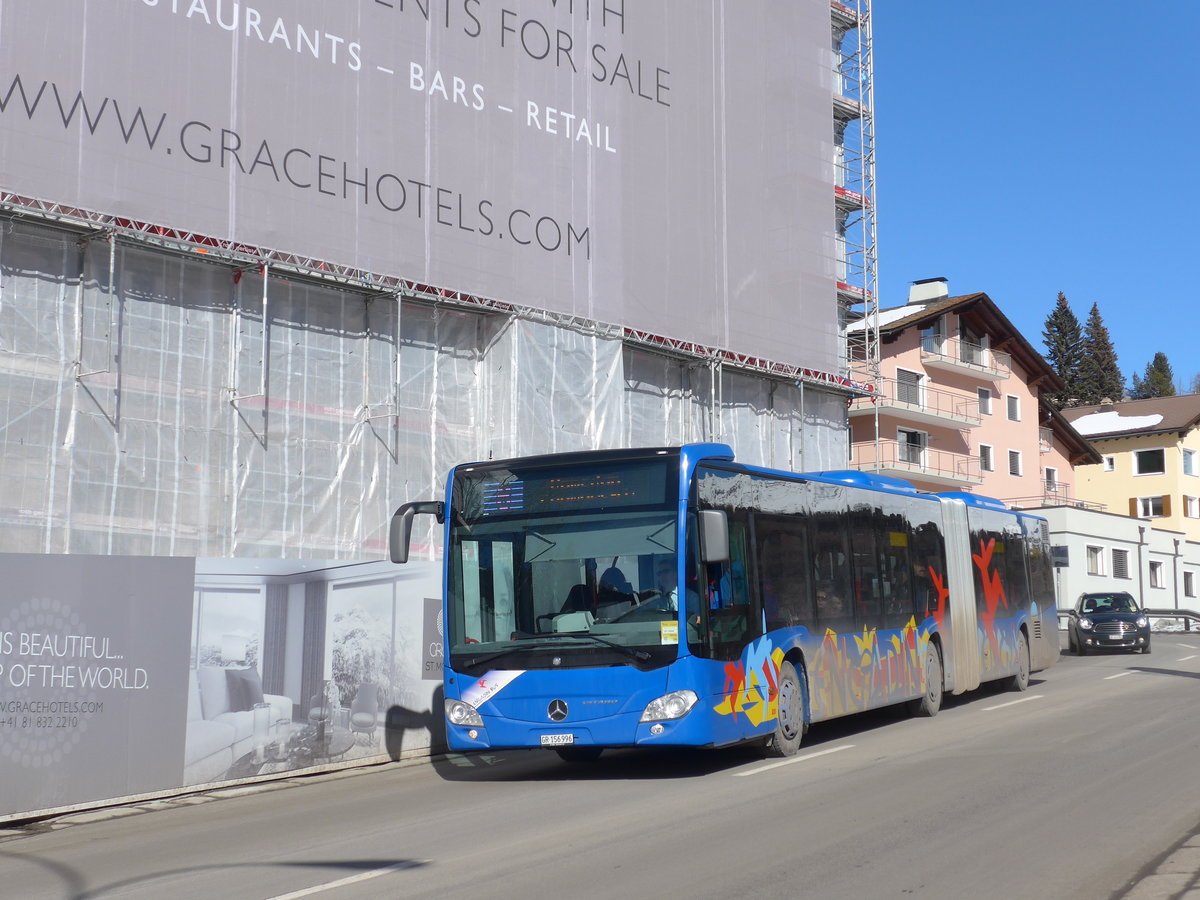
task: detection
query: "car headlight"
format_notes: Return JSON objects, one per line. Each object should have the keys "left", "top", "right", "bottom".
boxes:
{"left": 445, "top": 698, "right": 484, "bottom": 727}
{"left": 1079, "top": 616, "right": 1093, "bottom": 630}
{"left": 1135, "top": 616, "right": 1148, "bottom": 628}
{"left": 640, "top": 689, "right": 698, "bottom": 722}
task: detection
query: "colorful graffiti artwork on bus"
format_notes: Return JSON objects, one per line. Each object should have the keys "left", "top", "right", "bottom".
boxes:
{"left": 713, "top": 638, "right": 785, "bottom": 727}
{"left": 972, "top": 536, "right": 1022, "bottom": 671}
{"left": 808, "top": 618, "right": 929, "bottom": 718}
{"left": 713, "top": 564, "right": 954, "bottom": 725}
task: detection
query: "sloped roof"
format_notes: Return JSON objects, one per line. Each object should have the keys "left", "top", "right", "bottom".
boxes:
{"left": 848, "top": 292, "right": 1063, "bottom": 390}
{"left": 1062, "top": 394, "right": 1200, "bottom": 439}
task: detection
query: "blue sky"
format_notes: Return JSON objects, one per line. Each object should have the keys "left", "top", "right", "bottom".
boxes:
{"left": 871, "top": 2, "right": 1200, "bottom": 391}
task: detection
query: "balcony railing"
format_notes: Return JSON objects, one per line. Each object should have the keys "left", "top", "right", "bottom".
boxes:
{"left": 1005, "top": 484, "right": 1106, "bottom": 512}
{"left": 850, "top": 439, "right": 983, "bottom": 488}
{"left": 920, "top": 336, "right": 1011, "bottom": 380}
{"left": 849, "top": 377, "right": 982, "bottom": 428}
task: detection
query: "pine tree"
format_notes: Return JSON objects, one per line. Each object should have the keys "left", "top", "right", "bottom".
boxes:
{"left": 1078, "top": 303, "right": 1124, "bottom": 405}
{"left": 1041, "top": 291, "right": 1085, "bottom": 407}
{"left": 1129, "top": 352, "right": 1176, "bottom": 399}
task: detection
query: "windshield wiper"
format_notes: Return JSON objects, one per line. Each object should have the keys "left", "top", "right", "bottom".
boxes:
{"left": 462, "top": 632, "right": 651, "bottom": 669}
{"left": 532, "top": 631, "right": 652, "bottom": 662}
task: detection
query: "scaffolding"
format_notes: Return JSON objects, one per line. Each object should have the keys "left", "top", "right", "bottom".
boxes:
{"left": 831, "top": 0, "right": 880, "bottom": 389}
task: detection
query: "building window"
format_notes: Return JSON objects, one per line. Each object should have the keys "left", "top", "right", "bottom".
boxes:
{"left": 1186, "top": 571, "right": 1196, "bottom": 599}
{"left": 1008, "top": 450, "right": 1022, "bottom": 476}
{"left": 1086, "top": 545, "right": 1105, "bottom": 576}
{"left": 1006, "top": 395, "right": 1020, "bottom": 422}
{"left": 1134, "top": 496, "right": 1169, "bottom": 518}
{"left": 1112, "top": 548, "right": 1131, "bottom": 580}
{"left": 898, "top": 428, "right": 927, "bottom": 466}
{"left": 1187, "top": 496, "right": 1200, "bottom": 518}
{"left": 1185, "top": 448, "right": 1198, "bottom": 476}
{"left": 896, "top": 368, "right": 923, "bottom": 406}
{"left": 1044, "top": 467, "right": 1058, "bottom": 490}
{"left": 1103, "top": 456, "right": 1116, "bottom": 472}
{"left": 1134, "top": 448, "right": 1166, "bottom": 475}
{"left": 978, "top": 388, "right": 992, "bottom": 416}
{"left": 979, "top": 444, "right": 994, "bottom": 472}
{"left": 1149, "top": 561, "right": 1164, "bottom": 589}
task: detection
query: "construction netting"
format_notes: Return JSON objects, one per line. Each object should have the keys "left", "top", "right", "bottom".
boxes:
{"left": 0, "top": 219, "right": 848, "bottom": 560}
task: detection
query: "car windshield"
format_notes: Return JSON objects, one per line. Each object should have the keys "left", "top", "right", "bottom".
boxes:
{"left": 1080, "top": 594, "right": 1138, "bottom": 614}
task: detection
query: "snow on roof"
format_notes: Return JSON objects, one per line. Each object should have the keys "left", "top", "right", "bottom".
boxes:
{"left": 845, "top": 303, "right": 931, "bottom": 332}
{"left": 1071, "top": 410, "right": 1165, "bottom": 437}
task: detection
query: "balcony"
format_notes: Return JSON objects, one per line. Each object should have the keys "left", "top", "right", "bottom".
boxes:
{"left": 850, "top": 439, "right": 983, "bottom": 488}
{"left": 920, "top": 336, "right": 1011, "bottom": 381}
{"left": 1005, "top": 484, "right": 1106, "bottom": 512}
{"left": 849, "top": 378, "right": 982, "bottom": 429}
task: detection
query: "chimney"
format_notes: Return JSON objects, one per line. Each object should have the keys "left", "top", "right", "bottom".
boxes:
{"left": 908, "top": 277, "right": 949, "bottom": 305}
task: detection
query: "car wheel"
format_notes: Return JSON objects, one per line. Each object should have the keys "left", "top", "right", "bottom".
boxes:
{"left": 1142, "top": 642, "right": 1152, "bottom": 655}
{"left": 906, "top": 642, "right": 943, "bottom": 718}
{"left": 1008, "top": 631, "right": 1030, "bottom": 692}
{"left": 765, "top": 660, "right": 806, "bottom": 757}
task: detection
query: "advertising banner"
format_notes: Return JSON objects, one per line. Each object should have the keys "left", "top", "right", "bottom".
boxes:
{"left": 0, "top": 0, "right": 838, "bottom": 374}
{"left": 0, "top": 553, "right": 444, "bottom": 822}
{"left": 0, "top": 554, "right": 195, "bottom": 818}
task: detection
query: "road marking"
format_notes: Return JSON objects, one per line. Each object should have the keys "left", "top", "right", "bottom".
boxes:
{"left": 982, "top": 694, "right": 1043, "bottom": 711}
{"left": 265, "top": 862, "right": 428, "bottom": 899}
{"left": 1178, "top": 655, "right": 1198, "bottom": 662}
{"left": 1179, "top": 643, "right": 1198, "bottom": 650}
{"left": 1104, "top": 671, "right": 1136, "bottom": 681}
{"left": 376, "top": 66, "right": 394, "bottom": 75}
{"left": 733, "top": 744, "right": 855, "bottom": 777}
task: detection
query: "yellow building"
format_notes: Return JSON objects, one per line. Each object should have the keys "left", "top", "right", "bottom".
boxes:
{"left": 1063, "top": 395, "right": 1200, "bottom": 543}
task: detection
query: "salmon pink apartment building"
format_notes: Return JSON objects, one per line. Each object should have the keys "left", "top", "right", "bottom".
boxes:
{"left": 846, "top": 278, "right": 1099, "bottom": 503}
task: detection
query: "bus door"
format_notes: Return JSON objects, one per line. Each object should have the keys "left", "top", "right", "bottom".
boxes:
{"left": 690, "top": 510, "right": 759, "bottom": 661}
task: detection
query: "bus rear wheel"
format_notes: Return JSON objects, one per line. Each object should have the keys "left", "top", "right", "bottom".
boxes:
{"left": 907, "top": 642, "right": 943, "bottom": 717}
{"left": 1009, "top": 631, "right": 1030, "bottom": 692}
{"left": 765, "top": 660, "right": 806, "bottom": 757}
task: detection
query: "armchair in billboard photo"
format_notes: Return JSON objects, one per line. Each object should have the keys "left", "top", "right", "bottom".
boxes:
{"left": 184, "top": 666, "right": 294, "bottom": 784}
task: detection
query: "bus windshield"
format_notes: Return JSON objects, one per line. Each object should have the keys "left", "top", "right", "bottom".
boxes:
{"left": 447, "top": 457, "right": 682, "bottom": 672}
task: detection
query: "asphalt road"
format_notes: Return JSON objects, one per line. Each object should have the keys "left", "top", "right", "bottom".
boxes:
{"left": 3, "top": 634, "right": 1200, "bottom": 900}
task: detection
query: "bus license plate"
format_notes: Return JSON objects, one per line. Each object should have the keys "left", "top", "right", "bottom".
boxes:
{"left": 540, "top": 733, "right": 574, "bottom": 746}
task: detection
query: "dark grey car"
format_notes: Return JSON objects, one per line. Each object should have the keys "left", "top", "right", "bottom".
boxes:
{"left": 1067, "top": 591, "right": 1151, "bottom": 655}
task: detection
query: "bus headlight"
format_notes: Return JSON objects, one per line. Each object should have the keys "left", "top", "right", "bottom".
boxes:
{"left": 445, "top": 698, "right": 484, "bottom": 727}
{"left": 1079, "top": 616, "right": 1093, "bottom": 631}
{"left": 640, "top": 689, "right": 698, "bottom": 722}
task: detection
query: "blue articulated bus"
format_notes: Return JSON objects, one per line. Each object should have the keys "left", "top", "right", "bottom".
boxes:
{"left": 390, "top": 443, "right": 1058, "bottom": 760}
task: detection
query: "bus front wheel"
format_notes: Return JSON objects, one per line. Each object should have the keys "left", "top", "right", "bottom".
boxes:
{"left": 765, "top": 660, "right": 806, "bottom": 757}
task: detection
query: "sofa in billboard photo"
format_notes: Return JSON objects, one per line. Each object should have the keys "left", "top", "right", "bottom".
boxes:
{"left": 184, "top": 666, "right": 293, "bottom": 784}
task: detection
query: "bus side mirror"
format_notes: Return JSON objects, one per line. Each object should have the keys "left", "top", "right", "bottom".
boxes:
{"left": 699, "top": 509, "right": 729, "bottom": 564}
{"left": 389, "top": 501, "right": 445, "bottom": 564}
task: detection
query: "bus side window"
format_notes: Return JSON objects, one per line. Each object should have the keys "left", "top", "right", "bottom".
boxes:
{"left": 811, "top": 512, "right": 853, "bottom": 632}
{"left": 910, "top": 520, "right": 946, "bottom": 622}
{"left": 696, "top": 514, "right": 757, "bottom": 659}
{"left": 755, "top": 513, "right": 814, "bottom": 631}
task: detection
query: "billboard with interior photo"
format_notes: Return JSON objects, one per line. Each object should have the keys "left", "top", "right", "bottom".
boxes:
{"left": 0, "top": 553, "right": 442, "bottom": 822}
{"left": 0, "top": 0, "right": 838, "bottom": 375}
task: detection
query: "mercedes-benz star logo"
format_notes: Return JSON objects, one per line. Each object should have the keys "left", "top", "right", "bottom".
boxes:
{"left": 547, "top": 699, "right": 568, "bottom": 722}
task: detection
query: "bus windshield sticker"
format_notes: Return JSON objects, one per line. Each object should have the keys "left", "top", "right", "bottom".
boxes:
{"left": 461, "top": 669, "right": 524, "bottom": 707}
{"left": 659, "top": 621, "right": 678, "bottom": 645}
